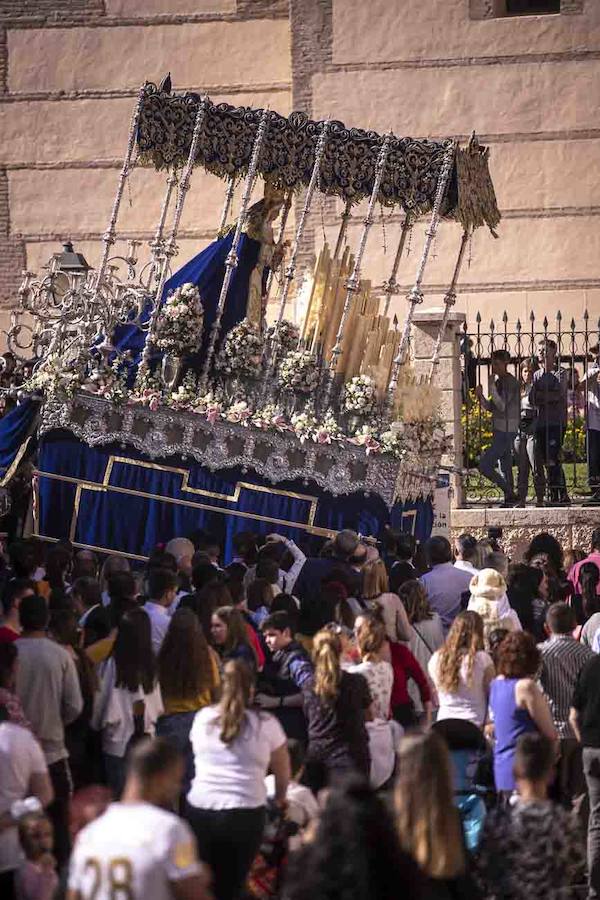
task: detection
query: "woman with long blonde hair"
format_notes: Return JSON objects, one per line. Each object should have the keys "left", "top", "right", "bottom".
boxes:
{"left": 361, "top": 556, "right": 411, "bottom": 642}
{"left": 186, "top": 659, "right": 290, "bottom": 900}
{"left": 396, "top": 731, "right": 474, "bottom": 892}
{"left": 303, "top": 629, "right": 373, "bottom": 790}
{"left": 428, "top": 610, "right": 494, "bottom": 728}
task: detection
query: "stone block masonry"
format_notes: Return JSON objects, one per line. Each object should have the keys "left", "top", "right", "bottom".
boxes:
{"left": 0, "top": 0, "right": 292, "bottom": 312}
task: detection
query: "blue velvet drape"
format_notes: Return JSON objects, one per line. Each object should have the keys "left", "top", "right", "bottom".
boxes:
{"left": 37, "top": 430, "right": 433, "bottom": 560}
{"left": 111, "top": 231, "right": 261, "bottom": 367}
{"left": 0, "top": 399, "right": 39, "bottom": 483}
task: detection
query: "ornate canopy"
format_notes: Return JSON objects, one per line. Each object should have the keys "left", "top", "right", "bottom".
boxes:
{"left": 136, "top": 82, "right": 501, "bottom": 226}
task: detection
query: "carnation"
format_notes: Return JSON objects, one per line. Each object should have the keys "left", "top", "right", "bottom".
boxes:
{"left": 278, "top": 349, "right": 320, "bottom": 394}
{"left": 154, "top": 282, "right": 204, "bottom": 355}
{"left": 342, "top": 374, "right": 377, "bottom": 416}
{"left": 216, "top": 319, "right": 264, "bottom": 378}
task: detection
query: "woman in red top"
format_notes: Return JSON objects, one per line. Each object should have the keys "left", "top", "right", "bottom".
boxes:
{"left": 355, "top": 609, "right": 432, "bottom": 728}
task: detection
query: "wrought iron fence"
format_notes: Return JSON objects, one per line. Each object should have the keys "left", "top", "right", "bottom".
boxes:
{"left": 460, "top": 310, "right": 600, "bottom": 506}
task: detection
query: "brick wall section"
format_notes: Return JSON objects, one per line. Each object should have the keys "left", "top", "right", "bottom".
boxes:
{"left": 0, "top": 27, "right": 6, "bottom": 92}
{"left": 236, "top": 0, "right": 288, "bottom": 17}
{"left": 289, "top": 0, "right": 332, "bottom": 275}
{"left": 0, "top": 0, "right": 106, "bottom": 24}
{"left": 0, "top": 168, "right": 26, "bottom": 307}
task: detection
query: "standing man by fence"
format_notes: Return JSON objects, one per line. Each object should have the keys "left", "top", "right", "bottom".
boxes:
{"left": 579, "top": 343, "right": 600, "bottom": 505}
{"left": 476, "top": 349, "right": 520, "bottom": 506}
{"left": 531, "top": 338, "right": 570, "bottom": 505}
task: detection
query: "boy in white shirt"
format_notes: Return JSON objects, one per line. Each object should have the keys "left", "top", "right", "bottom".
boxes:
{"left": 67, "top": 738, "right": 209, "bottom": 900}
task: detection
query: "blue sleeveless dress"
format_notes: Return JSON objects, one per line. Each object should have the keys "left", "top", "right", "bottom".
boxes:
{"left": 490, "top": 676, "right": 537, "bottom": 791}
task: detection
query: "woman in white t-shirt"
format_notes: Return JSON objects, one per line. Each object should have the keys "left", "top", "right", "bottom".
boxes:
{"left": 92, "top": 608, "right": 163, "bottom": 798}
{"left": 186, "top": 659, "right": 290, "bottom": 900}
{"left": 428, "top": 610, "right": 494, "bottom": 728}
{"left": 349, "top": 614, "right": 393, "bottom": 720}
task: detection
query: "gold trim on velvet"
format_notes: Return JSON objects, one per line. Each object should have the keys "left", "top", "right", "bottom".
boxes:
{"left": 0, "top": 436, "right": 32, "bottom": 488}
{"left": 35, "top": 453, "right": 333, "bottom": 556}
{"left": 102, "top": 456, "right": 320, "bottom": 525}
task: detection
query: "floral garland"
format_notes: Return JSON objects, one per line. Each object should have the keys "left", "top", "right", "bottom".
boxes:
{"left": 129, "top": 365, "right": 164, "bottom": 411}
{"left": 154, "top": 283, "right": 204, "bottom": 355}
{"left": 251, "top": 404, "right": 290, "bottom": 432}
{"left": 266, "top": 319, "right": 300, "bottom": 357}
{"left": 216, "top": 319, "right": 264, "bottom": 377}
{"left": 342, "top": 374, "right": 377, "bottom": 417}
{"left": 23, "top": 356, "right": 82, "bottom": 399}
{"left": 278, "top": 349, "right": 320, "bottom": 393}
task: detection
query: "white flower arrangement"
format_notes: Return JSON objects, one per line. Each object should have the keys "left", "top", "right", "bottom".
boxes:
{"left": 266, "top": 319, "right": 300, "bottom": 356}
{"left": 216, "top": 319, "right": 264, "bottom": 378}
{"left": 130, "top": 365, "right": 163, "bottom": 411}
{"left": 222, "top": 399, "right": 253, "bottom": 425}
{"left": 278, "top": 349, "right": 320, "bottom": 394}
{"left": 154, "top": 282, "right": 204, "bottom": 355}
{"left": 24, "top": 357, "right": 82, "bottom": 398}
{"left": 348, "top": 424, "right": 382, "bottom": 455}
{"left": 312, "top": 410, "right": 343, "bottom": 445}
{"left": 342, "top": 374, "right": 378, "bottom": 416}
{"left": 252, "top": 404, "right": 290, "bottom": 432}
{"left": 290, "top": 410, "right": 318, "bottom": 443}
{"left": 169, "top": 371, "right": 198, "bottom": 411}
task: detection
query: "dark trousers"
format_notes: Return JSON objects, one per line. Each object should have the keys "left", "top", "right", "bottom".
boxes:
{"left": 48, "top": 758, "right": 73, "bottom": 868}
{"left": 515, "top": 428, "right": 540, "bottom": 502}
{"left": 104, "top": 753, "right": 127, "bottom": 799}
{"left": 0, "top": 870, "right": 15, "bottom": 900}
{"left": 583, "top": 747, "right": 600, "bottom": 899}
{"left": 534, "top": 424, "right": 568, "bottom": 502}
{"left": 553, "top": 738, "right": 587, "bottom": 828}
{"left": 185, "top": 804, "right": 266, "bottom": 900}
{"left": 589, "top": 428, "right": 600, "bottom": 489}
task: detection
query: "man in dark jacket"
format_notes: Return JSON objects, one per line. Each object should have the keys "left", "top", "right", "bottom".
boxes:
{"left": 292, "top": 529, "right": 362, "bottom": 635}
{"left": 255, "top": 612, "right": 313, "bottom": 744}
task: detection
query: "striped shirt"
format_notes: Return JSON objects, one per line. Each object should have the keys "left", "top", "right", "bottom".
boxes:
{"left": 538, "top": 635, "right": 595, "bottom": 738}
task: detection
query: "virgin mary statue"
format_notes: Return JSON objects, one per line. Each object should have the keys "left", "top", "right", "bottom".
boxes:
{"left": 111, "top": 183, "right": 287, "bottom": 371}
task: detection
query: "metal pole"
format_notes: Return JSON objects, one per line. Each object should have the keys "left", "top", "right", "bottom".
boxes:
{"left": 333, "top": 199, "right": 352, "bottom": 259}
{"left": 324, "top": 133, "right": 392, "bottom": 407}
{"left": 382, "top": 215, "right": 412, "bottom": 317}
{"left": 139, "top": 95, "right": 209, "bottom": 369}
{"left": 94, "top": 85, "right": 145, "bottom": 296}
{"left": 217, "top": 174, "right": 237, "bottom": 235}
{"left": 429, "top": 228, "right": 469, "bottom": 380}
{"left": 147, "top": 169, "right": 179, "bottom": 287}
{"left": 258, "top": 125, "right": 330, "bottom": 401}
{"left": 386, "top": 142, "right": 456, "bottom": 411}
{"left": 263, "top": 188, "right": 293, "bottom": 305}
{"left": 200, "top": 107, "right": 271, "bottom": 386}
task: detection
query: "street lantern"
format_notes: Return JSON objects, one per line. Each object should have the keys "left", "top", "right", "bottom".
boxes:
{"left": 50, "top": 241, "right": 91, "bottom": 275}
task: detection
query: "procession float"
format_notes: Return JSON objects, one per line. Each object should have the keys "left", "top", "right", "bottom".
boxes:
{"left": 0, "top": 79, "right": 500, "bottom": 559}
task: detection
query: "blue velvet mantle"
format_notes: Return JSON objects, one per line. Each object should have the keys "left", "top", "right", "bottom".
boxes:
{"left": 35, "top": 429, "right": 433, "bottom": 561}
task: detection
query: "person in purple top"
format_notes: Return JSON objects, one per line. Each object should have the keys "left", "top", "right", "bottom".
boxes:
{"left": 420, "top": 537, "right": 473, "bottom": 634}
{"left": 489, "top": 632, "right": 557, "bottom": 800}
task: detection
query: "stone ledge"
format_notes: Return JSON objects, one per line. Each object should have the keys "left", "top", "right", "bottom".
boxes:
{"left": 450, "top": 505, "right": 600, "bottom": 558}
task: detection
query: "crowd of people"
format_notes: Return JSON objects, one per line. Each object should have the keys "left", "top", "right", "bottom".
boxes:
{"left": 474, "top": 337, "right": 600, "bottom": 506}
{"left": 1, "top": 522, "right": 600, "bottom": 900}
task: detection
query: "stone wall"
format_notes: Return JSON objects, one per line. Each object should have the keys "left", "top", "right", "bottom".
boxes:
{"left": 1, "top": 0, "right": 599, "bottom": 340}
{"left": 0, "top": 0, "right": 291, "bottom": 337}
{"left": 450, "top": 505, "right": 600, "bottom": 562}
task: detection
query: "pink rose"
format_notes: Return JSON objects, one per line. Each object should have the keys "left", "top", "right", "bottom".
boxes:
{"left": 206, "top": 406, "right": 220, "bottom": 424}
{"left": 315, "top": 429, "right": 331, "bottom": 444}
{"left": 149, "top": 397, "right": 159, "bottom": 412}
